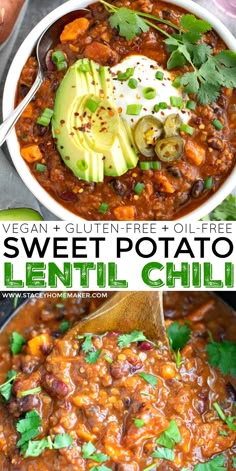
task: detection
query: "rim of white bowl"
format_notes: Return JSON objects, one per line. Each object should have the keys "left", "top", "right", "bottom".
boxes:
{"left": 2, "top": 0, "right": 236, "bottom": 221}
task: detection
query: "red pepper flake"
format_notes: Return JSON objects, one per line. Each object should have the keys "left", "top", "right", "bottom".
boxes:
{"left": 100, "top": 127, "right": 107, "bottom": 132}
{"left": 143, "top": 108, "right": 147, "bottom": 111}
{"left": 118, "top": 107, "right": 122, "bottom": 114}
{"left": 60, "top": 120, "right": 65, "bottom": 125}
{"left": 69, "top": 132, "right": 75, "bottom": 136}
{"left": 65, "top": 156, "right": 70, "bottom": 160}
{"left": 71, "top": 85, "right": 76, "bottom": 88}
{"left": 74, "top": 112, "right": 79, "bottom": 116}
{"left": 83, "top": 111, "right": 87, "bottom": 117}
{"left": 161, "top": 111, "right": 165, "bottom": 116}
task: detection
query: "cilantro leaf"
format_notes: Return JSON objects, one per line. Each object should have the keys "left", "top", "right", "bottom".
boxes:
{"left": 138, "top": 372, "right": 158, "bottom": 388}
{"left": 53, "top": 433, "right": 73, "bottom": 449}
{"left": 180, "top": 72, "right": 199, "bottom": 94}
{"left": 151, "top": 447, "right": 174, "bottom": 461}
{"left": 81, "top": 335, "right": 94, "bottom": 353}
{"left": 167, "top": 322, "right": 191, "bottom": 351}
{"left": 187, "top": 43, "right": 212, "bottom": 66}
{"left": 194, "top": 454, "right": 226, "bottom": 471}
{"left": 206, "top": 338, "right": 236, "bottom": 376}
{"left": 210, "top": 195, "right": 236, "bottom": 221}
{"left": 232, "top": 457, "right": 236, "bottom": 468}
{"left": 180, "top": 14, "right": 212, "bottom": 34}
{"left": 156, "top": 420, "right": 181, "bottom": 449}
{"left": 109, "top": 7, "right": 149, "bottom": 40}
{"left": 85, "top": 349, "right": 101, "bottom": 364}
{"left": 59, "top": 320, "right": 70, "bottom": 333}
{"left": 10, "top": 332, "right": 25, "bottom": 355}
{"left": 118, "top": 330, "right": 148, "bottom": 348}
{"left": 82, "top": 442, "right": 109, "bottom": 463}
{"left": 16, "top": 410, "right": 42, "bottom": 448}
{"left": 132, "top": 418, "right": 145, "bottom": 428}
{"left": 213, "top": 402, "right": 236, "bottom": 431}
{"left": 0, "top": 370, "right": 17, "bottom": 401}
{"left": 82, "top": 442, "right": 97, "bottom": 458}
{"left": 24, "top": 438, "right": 50, "bottom": 458}
{"left": 167, "top": 49, "right": 187, "bottom": 69}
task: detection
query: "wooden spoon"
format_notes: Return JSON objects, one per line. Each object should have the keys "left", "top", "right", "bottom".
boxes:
{"left": 64, "top": 291, "right": 168, "bottom": 345}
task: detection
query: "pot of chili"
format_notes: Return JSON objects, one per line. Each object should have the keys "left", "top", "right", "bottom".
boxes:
{"left": 2, "top": 0, "right": 236, "bottom": 221}
{"left": 0, "top": 291, "right": 235, "bottom": 470}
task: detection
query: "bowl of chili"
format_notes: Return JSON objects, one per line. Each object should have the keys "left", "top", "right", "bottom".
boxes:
{"left": 2, "top": 0, "right": 236, "bottom": 221}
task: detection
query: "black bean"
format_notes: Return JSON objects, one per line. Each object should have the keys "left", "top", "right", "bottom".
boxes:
{"left": 20, "top": 84, "right": 30, "bottom": 98}
{"left": 226, "top": 382, "right": 236, "bottom": 402}
{"left": 110, "top": 179, "right": 126, "bottom": 196}
{"left": 166, "top": 166, "right": 182, "bottom": 178}
{"left": 123, "top": 397, "right": 131, "bottom": 408}
{"left": 207, "top": 137, "right": 224, "bottom": 151}
{"left": 191, "top": 180, "right": 205, "bottom": 199}
{"left": 35, "top": 124, "right": 47, "bottom": 137}
{"left": 161, "top": 9, "right": 172, "bottom": 18}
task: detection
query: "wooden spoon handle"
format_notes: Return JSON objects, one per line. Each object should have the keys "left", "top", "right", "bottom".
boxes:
{"left": 65, "top": 292, "right": 167, "bottom": 344}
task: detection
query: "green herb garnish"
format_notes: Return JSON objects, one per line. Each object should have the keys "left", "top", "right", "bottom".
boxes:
{"left": 173, "top": 350, "right": 183, "bottom": 368}
{"left": 16, "top": 410, "right": 42, "bottom": 449}
{"left": 132, "top": 418, "right": 145, "bottom": 428}
{"left": 82, "top": 442, "right": 110, "bottom": 463}
{"left": 10, "top": 332, "right": 25, "bottom": 355}
{"left": 151, "top": 447, "right": 174, "bottom": 461}
{"left": 138, "top": 372, "right": 158, "bottom": 388}
{"left": 167, "top": 322, "right": 191, "bottom": 351}
{"left": 101, "top": 1, "right": 236, "bottom": 105}
{"left": 81, "top": 335, "right": 101, "bottom": 364}
{"left": 156, "top": 420, "right": 181, "bottom": 449}
{"left": 0, "top": 370, "right": 17, "bottom": 401}
{"left": 59, "top": 320, "right": 70, "bottom": 333}
{"left": 118, "top": 330, "right": 149, "bottom": 348}
{"left": 213, "top": 402, "right": 236, "bottom": 431}
{"left": 206, "top": 335, "right": 236, "bottom": 376}
{"left": 208, "top": 195, "right": 236, "bottom": 221}
{"left": 117, "top": 67, "right": 135, "bottom": 81}
{"left": 194, "top": 454, "right": 226, "bottom": 471}
{"left": 21, "top": 387, "right": 42, "bottom": 397}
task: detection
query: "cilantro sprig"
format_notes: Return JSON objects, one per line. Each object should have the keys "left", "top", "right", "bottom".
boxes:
{"left": 152, "top": 447, "right": 174, "bottom": 461}
{"left": 213, "top": 402, "right": 236, "bottom": 431}
{"left": 100, "top": 1, "right": 236, "bottom": 104}
{"left": 156, "top": 420, "right": 181, "bottom": 449}
{"left": 82, "top": 442, "right": 109, "bottom": 463}
{"left": 16, "top": 410, "right": 73, "bottom": 457}
{"left": 80, "top": 335, "right": 101, "bottom": 364}
{"left": 118, "top": 330, "right": 155, "bottom": 348}
{"left": 167, "top": 321, "right": 191, "bottom": 351}
{"left": 194, "top": 454, "right": 226, "bottom": 471}
{"left": 206, "top": 334, "right": 236, "bottom": 376}
{"left": 10, "top": 332, "right": 25, "bottom": 355}
{"left": 204, "top": 195, "right": 236, "bottom": 221}
{"left": 0, "top": 370, "right": 17, "bottom": 401}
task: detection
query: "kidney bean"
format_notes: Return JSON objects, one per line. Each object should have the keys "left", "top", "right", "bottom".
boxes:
{"left": 110, "top": 360, "right": 130, "bottom": 379}
{"left": 191, "top": 180, "right": 205, "bottom": 199}
{"left": 58, "top": 191, "right": 78, "bottom": 202}
{"left": 138, "top": 341, "right": 153, "bottom": 351}
{"left": 44, "top": 374, "right": 70, "bottom": 397}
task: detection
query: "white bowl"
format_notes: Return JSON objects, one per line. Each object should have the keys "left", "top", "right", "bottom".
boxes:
{"left": 3, "top": 0, "right": 236, "bottom": 221}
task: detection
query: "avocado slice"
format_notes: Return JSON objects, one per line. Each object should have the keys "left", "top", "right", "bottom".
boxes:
{"left": 52, "top": 59, "right": 138, "bottom": 182}
{"left": 0, "top": 209, "right": 43, "bottom": 221}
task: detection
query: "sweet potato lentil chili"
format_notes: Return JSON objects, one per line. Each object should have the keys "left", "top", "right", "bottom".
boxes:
{"left": 15, "top": 0, "right": 236, "bottom": 220}
{"left": 0, "top": 292, "right": 235, "bottom": 470}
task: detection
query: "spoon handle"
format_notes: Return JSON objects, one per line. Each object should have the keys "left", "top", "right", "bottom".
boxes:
{"left": 0, "top": 72, "right": 43, "bottom": 147}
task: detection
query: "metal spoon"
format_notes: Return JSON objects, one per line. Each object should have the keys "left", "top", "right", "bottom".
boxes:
{"left": 0, "top": 8, "right": 88, "bottom": 147}
{"left": 64, "top": 291, "right": 168, "bottom": 346}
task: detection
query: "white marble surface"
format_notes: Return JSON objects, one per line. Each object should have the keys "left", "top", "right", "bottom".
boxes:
{"left": 0, "top": 0, "right": 235, "bottom": 218}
